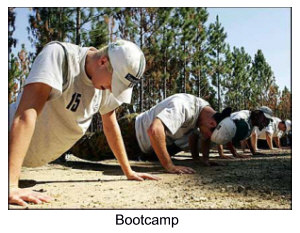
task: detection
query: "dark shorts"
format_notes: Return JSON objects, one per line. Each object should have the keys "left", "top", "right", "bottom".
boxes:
{"left": 70, "top": 113, "right": 154, "bottom": 161}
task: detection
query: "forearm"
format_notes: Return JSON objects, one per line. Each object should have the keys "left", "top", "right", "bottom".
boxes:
{"left": 189, "top": 133, "right": 200, "bottom": 159}
{"left": 217, "top": 144, "right": 225, "bottom": 157}
{"left": 102, "top": 112, "right": 132, "bottom": 176}
{"left": 251, "top": 133, "right": 258, "bottom": 152}
{"left": 246, "top": 138, "right": 256, "bottom": 154}
{"left": 274, "top": 137, "right": 281, "bottom": 148}
{"left": 148, "top": 119, "right": 173, "bottom": 169}
{"left": 227, "top": 142, "right": 238, "bottom": 157}
{"left": 266, "top": 133, "right": 273, "bottom": 149}
{"left": 201, "top": 138, "right": 211, "bottom": 161}
{"left": 9, "top": 110, "right": 37, "bottom": 186}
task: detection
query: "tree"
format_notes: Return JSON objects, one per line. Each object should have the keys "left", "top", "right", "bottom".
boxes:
{"left": 223, "top": 46, "right": 252, "bottom": 110}
{"left": 278, "top": 86, "right": 291, "bottom": 120}
{"left": 190, "top": 8, "right": 211, "bottom": 98}
{"left": 28, "top": 8, "right": 76, "bottom": 54}
{"left": 8, "top": 45, "right": 31, "bottom": 103}
{"left": 8, "top": 8, "right": 17, "bottom": 55}
{"left": 250, "top": 49, "right": 274, "bottom": 106}
{"left": 207, "top": 15, "right": 228, "bottom": 111}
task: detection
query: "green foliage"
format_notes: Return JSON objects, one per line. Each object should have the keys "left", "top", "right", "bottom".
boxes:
{"left": 223, "top": 46, "right": 252, "bottom": 110}
{"left": 8, "top": 8, "right": 17, "bottom": 54}
{"left": 8, "top": 45, "right": 31, "bottom": 103}
{"left": 207, "top": 15, "right": 228, "bottom": 111}
{"left": 9, "top": 7, "right": 290, "bottom": 123}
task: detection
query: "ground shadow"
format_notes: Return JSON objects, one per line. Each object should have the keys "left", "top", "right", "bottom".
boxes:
{"left": 19, "top": 177, "right": 136, "bottom": 189}
{"left": 50, "top": 160, "right": 165, "bottom": 176}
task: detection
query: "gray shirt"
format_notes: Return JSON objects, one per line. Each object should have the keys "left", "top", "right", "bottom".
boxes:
{"left": 135, "top": 94, "right": 209, "bottom": 153}
{"left": 9, "top": 42, "right": 121, "bottom": 167}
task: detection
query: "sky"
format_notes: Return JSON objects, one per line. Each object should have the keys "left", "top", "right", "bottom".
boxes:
{"left": 12, "top": 7, "right": 291, "bottom": 91}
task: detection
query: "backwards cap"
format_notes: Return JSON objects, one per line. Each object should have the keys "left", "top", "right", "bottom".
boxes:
{"left": 258, "top": 106, "right": 273, "bottom": 120}
{"left": 108, "top": 39, "right": 146, "bottom": 104}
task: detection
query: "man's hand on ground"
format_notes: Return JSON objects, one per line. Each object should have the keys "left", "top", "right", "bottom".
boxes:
{"left": 252, "top": 151, "right": 267, "bottom": 156}
{"left": 165, "top": 164, "right": 196, "bottom": 174}
{"left": 233, "top": 153, "right": 251, "bottom": 158}
{"left": 9, "top": 188, "right": 52, "bottom": 207}
{"left": 219, "top": 154, "right": 234, "bottom": 159}
{"left": 192, "top": 157, "right": 220, "bottom": 166}
{"left": 126, "top": 171, "right": 160, "bottom": 181}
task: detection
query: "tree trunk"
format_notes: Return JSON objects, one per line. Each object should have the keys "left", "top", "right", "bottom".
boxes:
{"left": 163, "top": 26, "right": 167, "bottom": 99}
{"left": 76, "top": 7, "right": 81, "bottom": 45}
{"left": 198, "top": 60, "right": 201, "bottom": 97}
{"left": 183, "top": 43, "right": 187, "bottom": 93}
{"left": 139, "top": 9, "right": 144, "bottom": 112}
{"left": 217, "top": 48, "right": 221, "bottom": 112}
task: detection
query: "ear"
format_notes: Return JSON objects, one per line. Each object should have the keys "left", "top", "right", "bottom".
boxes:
{"left": 97, "top": 56, "right": 109, "bottom": 66}
{"left": 209, "top": 118, "right": 218, "bottom": 128}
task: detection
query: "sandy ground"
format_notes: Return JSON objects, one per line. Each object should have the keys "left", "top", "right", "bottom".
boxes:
{"left": 9, "top": 148, "right": 291, "bottom": 209}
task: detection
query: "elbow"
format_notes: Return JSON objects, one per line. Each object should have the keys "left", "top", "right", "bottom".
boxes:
{"left": 11, "top": 109, "right": 38, "bottom": 129}
{"left": 147, "top": 123, "right": 161, "bottom": 138}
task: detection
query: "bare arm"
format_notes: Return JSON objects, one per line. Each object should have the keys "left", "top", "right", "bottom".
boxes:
{"left": 217, "top": 144, "right": 232, "bottom": 159}
{"left": 266, "top": 132, "right": 274, "bottom": 150}
{"left": 9, "top": 83, "right": 52, "bottom": 206}
{"left": 101, "top": 111, "right": 159, "bottom": 180}
{"left": 227, "top": 141, "right": 249, "bottom": 158}
{"left": 189, "top": 132, "right": 200, "bottom": 159}
{"left": 147, "top": 118, "right": 195, "bottom": 174}
{"left": 251, "top": 132, "right": 258, "bottom": 152}
{"left": 273, "top": 137, "right": 281, "bottom": 149}
{"left": 200, "top": 137, "right": 211, "bottom": 165}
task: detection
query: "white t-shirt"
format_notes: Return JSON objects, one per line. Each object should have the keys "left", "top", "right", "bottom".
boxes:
{"left": 135, "top": 94, "right": 209, "bottom": 153}
{"left": 231, "top": 110, "right": 251, "bottom": 122}
{"left": 9, "top": 42, "right": 122, "bottom": 167}
{"left": 253, "top": 117, "right": 283, "bottom": 139}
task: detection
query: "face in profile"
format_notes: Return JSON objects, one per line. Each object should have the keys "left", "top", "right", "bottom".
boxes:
{"left": 199, "top": 119, "right": 217, "bottom": 139}
{"left": 256, "top": 112, "right": 271, "bottom": 130}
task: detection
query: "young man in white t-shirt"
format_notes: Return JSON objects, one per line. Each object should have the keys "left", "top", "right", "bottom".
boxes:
{"left": 211, "top": 106, "right": 273, "bottom": 158}
{"left": 9, "top": 40, "right": 159, "bottom": 207}
{"left": 70, "top": 94, "right": 224, "bottom": 174}
{"left": 251, "top": 118, "right": 291, "bottom": 151}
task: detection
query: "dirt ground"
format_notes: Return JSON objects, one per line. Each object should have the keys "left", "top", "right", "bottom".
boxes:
{"left": 10, "top": 148, "right": 291, "bottom": 209}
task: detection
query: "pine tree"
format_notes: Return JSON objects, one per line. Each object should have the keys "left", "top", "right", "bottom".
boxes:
{"left": 28, "top": 8, "right": 75, "bottom": 54}
{"left": 278, "top": 86, "right": 291, "bottom": 120}
{"left": 190, "top": 8, "right": 211, "bottom": 99}
{"left": 207, "top": 15, "right": 227, "bottom": 111}
{"left": 223, "top": 46, "right": 252, "bottom": 110}
{"left": 8, "top": 8, "right": 17, "bottom": 55}
{"left": 250, "top": 49, "right": 274, "bottom": 106}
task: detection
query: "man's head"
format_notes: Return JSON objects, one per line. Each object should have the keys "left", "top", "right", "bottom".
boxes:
{"left": 198, "top": 106, "right": 232, "bottom": 139}
{"left": 90, "top": 39, "right": 146, "bottom": 103}
{"left": 250, "top": 106, "right": 273, "bottom": 130}
{"left": 279, "top": 119, "right": 292, "bottom": 132}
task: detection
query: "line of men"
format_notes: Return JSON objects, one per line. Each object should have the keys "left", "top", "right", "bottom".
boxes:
{"left": 70, "top": 95, "right": 291, "bottom": 168}
{"left": 8, "top": 40, "right": 291, "bottom": 207}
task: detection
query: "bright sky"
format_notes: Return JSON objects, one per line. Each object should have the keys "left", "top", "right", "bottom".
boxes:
{"left": 206, "top": 8, "right": 291, "bottom": 91}
{"left": 12, "top": 7, "right": 291, "bottom": 91}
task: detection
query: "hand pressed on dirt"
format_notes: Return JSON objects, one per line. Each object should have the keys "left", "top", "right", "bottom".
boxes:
{"left": 9, "top": 188, "right": 52, "bottom": 207}
{"left": 219, "top": 154, "right": 234, "bottom": 159}
{"left": 166, "top": 165, "right": 196, "bottom": 174}
{"left": 234, "top": 153, "right": 250, "bottom": 158}
{"left": 126, "top": 171, "right": 160, "bottom": 181}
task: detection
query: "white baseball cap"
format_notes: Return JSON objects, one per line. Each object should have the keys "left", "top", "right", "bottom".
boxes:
{"left": 211, "top": 117, "right": 237, "bottom": 145}
{"left": 108, "top": 39, "right": 146, "bottom": 104}
{"left": 285, "top": 119, "right": 292, "bottom": 132}
{"left": 258, "top": 106, "right": 273, "bottom": 120}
